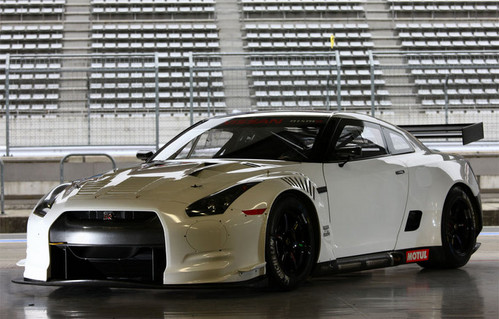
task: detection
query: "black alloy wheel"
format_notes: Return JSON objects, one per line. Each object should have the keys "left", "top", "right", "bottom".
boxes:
{"left": 443, "top": 188, "right": 476, "bottom": 265}
{"left": 419, "top": 187, "right": 477, "bottom": 269}
{"left": 266, "top": 195, "right": 316, "bottom": 290}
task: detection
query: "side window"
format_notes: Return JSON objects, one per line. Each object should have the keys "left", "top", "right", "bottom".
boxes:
{"left": 383, "top": 128, "right": 414, "bottom": 155}
{"left": 330, "top": 121, "right": 387, "bottom": 160}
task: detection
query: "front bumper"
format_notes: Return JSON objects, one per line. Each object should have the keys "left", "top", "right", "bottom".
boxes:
{"left": 23, "top": 199, "right": 268, "bottom": 285}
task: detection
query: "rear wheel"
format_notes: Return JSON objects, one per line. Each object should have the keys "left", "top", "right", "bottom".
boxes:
{"left": 265, "top": 196, "right": 316, "bottom": 290}
{"left": 419, "top": 187, "right": 477, "bottom": 269}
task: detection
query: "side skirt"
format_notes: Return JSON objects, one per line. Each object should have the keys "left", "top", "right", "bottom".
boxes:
{"left": 312, "top": 247, "right": 436, "bottom": 277}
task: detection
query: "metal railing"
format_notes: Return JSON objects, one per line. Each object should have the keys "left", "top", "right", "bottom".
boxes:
{"left": 60, "top": 153, "right": 117, "bottom": 184}
{"left": 2, "top": 51, "right": 499, "bottom": 156}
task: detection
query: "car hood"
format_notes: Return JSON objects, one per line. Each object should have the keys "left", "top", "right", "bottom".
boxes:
{"left": 70, "top": 160, "right": 294, "bottom": 204}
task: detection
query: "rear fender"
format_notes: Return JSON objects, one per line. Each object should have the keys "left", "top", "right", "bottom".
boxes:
{"left": 395, "top": 154, "right": 480, "bottom": 250}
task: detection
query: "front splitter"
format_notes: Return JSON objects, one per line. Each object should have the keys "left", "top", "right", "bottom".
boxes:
{"left": 12, "top": 277, "right": 266, "bottom": 290}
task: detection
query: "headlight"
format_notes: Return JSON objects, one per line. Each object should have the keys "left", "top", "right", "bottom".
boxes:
{"left": 185, "top": 182, "right": 259, "bottom": 217}
{"left": 33, "top": 183, "right": 71, "bottom": 217}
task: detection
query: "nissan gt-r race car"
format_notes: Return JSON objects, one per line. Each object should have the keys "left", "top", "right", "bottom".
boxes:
{"left": 16, "top": 112, "right": 484, "bottom": 290}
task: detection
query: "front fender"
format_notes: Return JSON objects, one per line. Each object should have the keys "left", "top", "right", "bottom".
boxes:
{"left": 229, "top": 174, "right": 335, "bottom": 273}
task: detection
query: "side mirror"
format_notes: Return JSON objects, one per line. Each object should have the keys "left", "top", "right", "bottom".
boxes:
{"left": 336, "top": 146, "right": 362, "bottom": 167}
{"left": 336, "top": 146, "right": 362, "bottom": 159}
{"left": 136, "top": 150, "right": 154, "bottom": 162}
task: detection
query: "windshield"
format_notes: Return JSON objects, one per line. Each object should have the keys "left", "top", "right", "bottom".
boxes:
{"left": 152, "top": 116, "right": 328, "bottom": 162}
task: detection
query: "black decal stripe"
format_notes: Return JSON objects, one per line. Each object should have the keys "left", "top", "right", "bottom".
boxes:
{"left": 281, "top": 177, "right": 317, "bottom": 199}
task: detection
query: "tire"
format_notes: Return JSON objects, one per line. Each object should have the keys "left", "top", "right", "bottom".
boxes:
{"left": 265, "top": 195, "right": 316, "bottom": 290}
{"left": 418, "top": 187, "right": 477, "bottom": 269}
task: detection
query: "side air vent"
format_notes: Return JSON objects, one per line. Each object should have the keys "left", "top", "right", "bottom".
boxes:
{"left": 404, "top": 210, "right": 423, "bottom": 232}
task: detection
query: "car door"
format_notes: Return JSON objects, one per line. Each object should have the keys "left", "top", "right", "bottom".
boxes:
{"left": 323, "top": 119, "right": 409, "bottom": 258}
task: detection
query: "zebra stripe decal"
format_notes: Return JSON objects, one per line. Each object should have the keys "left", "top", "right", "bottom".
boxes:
{"left": 281, "top": 176, "right": 317, "bottom": 200}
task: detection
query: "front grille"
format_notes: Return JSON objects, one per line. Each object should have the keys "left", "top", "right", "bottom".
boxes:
{"left": 64, "top": 210, "right": 156, "bottom": 222}
{"left": 49, "top": 211, "right": 166, "bottom": 284}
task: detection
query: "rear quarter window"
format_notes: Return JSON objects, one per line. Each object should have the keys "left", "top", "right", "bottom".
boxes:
{"left": 383, "top": 128, "right": 415, "bottom": 155}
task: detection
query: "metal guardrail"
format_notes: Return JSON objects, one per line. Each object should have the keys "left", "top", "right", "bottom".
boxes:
{"left": 60, "top": 153, "right": 117, "bottom": 184}
{"left": 3, "top": 51, "right": 499, "bottom": 154}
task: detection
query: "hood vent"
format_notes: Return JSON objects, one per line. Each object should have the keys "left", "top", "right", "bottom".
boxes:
{"left": 187, "top": 162, "right": 218, "bottom": 177}
{"left": 77, "top": 177, "right": 160, "bottom": 198}
{"left": 76, "top": 179, "right": 110, "bottom": 196}
{"left": 104, "top": 177, "right": 161, "bottom": 196}
{"left": 187, "top": 162, "right": 261, "bottom": 177}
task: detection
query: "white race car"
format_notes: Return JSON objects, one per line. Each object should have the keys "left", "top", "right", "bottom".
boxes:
{"left": 17, "top": 112, "right": 484, "bottom": 290}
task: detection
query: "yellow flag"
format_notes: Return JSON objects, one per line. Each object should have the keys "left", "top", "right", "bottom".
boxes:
{"left": 330, "top": 35, "right": 335, "bottom": 48}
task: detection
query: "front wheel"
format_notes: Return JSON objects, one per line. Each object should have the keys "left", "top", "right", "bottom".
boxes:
{"left": 265, "top": 195, "right": 316, "bottom": 290}
{"left": 419, "top": 187, "right": 477, "bottom": 269}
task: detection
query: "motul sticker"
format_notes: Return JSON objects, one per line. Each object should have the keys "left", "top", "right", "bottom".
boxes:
{"left": 406, "top": 249, "right": 429, "bottom": 263}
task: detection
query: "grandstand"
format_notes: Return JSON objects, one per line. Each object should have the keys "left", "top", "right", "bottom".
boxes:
{"left": 1, "top": 0, "right": 499, "bottom": 150}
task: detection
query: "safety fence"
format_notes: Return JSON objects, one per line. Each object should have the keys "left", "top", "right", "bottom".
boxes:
{"left": 1, "top": 51, "right": 499, "bottom": 155}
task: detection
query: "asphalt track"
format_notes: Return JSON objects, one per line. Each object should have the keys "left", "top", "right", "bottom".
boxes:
{"left": 1, "top": 228, "right": 498, "bottom": 318}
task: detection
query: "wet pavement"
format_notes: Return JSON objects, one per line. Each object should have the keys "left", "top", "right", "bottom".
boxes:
{"left": 1, "top": 229, "right": 498, "bottom": 319}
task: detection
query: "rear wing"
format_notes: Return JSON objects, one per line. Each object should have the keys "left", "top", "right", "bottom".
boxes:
{"left": 399, "top": 123, "right": 484, "bottom": 145}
